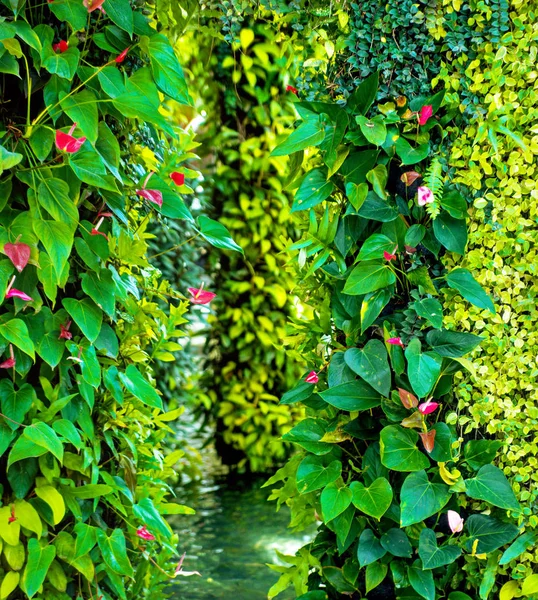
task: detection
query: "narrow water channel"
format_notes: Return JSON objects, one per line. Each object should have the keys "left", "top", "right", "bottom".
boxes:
{"left": 167, "top": 419, "right": 314, "bottom": 600}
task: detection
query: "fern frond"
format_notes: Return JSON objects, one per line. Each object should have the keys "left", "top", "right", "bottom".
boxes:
{"left": 423, "top": 157, "right": 444, "bottom": 200}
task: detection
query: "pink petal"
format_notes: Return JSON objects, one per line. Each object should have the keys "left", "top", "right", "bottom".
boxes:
{"left": 387, "top": 337, "right": 404, "bottom": 347}
{"left": 55, "top": 131, "right": 86, "bottom": 153}
{"left": 286, "top": 85, "right": 298, "bottom": 95}
{"left": 64, "top": 137, "right": 86, "bottom": 153}
{"left": 136, "top": 189, "right": 163, "bottom": 207}
{"left": 0, "top": 357, "right": 15, "bottom": 369}
{"left": 84, "top": 0, "right": 106, "bottom": 11}
{"left": 383, "top": 251, "right": 396, "bottom": 261}
{"left": 417, "top": 186, "right": 434, "bottom": 206}
{"left": 4, "top": 242, "right": 31, "bottom": 273}
{"left": 418, "top": 401, "right": 439, "bottom": 415}
{"left": 170, "top": 172, "right": 185, "bottom": 186}
{"left": 447, "top": 510, "right": 464, "bottom": 533}
{"left": 136, "top": 526, "right": 155, "bottom": 541}
{"left": 187, "top": 287, "right": 216, "bottom": 305}
{"left": 115, "top": 47, "right": 129, "bottom": 63}
{"left": 6, "top": 289, "right": 32, "bottom": 301}
{"left": 305, "top": 371, "right": 319, "bottom": 384}
{"left": 418, "top": 105, "right": 433, "bottom": 126}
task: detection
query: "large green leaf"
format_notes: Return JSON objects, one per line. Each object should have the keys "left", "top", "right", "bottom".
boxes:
{"left": 113, "top": 90, "right": 173, "bottom": 134}
{"left": 500, "top": 531, "right": 537, "bottom": 565}
{"left": 118, "top": 364, "right": 163, "bottom": 410}
{"left": 81, "top": 269, "right": 116, "bottom": 317}
{"left": 271, "top": 118, "right": 326, "bottom": 156}
{"left": 282, "top": 419, "right": 332, "bottom": 455}
{"left": 62, "top": 298, "right": 102, "bottom": 343}
{"left": 96, "top": 528, "right": 133, "bottom": 577}
{"left": 380, "top": 425, "right": 429, "bottom": 472}
{"left": 366, "top": 562, "right": 387, "bottom": 594}
{"left": 380, "top": 528, "right": 413, "bottom": 558}
{"left": 23, "top": 422, "right": 64, "bottom": 463}
{"left": 408, "top": 560, "right": 435, "bottom": 600}
{"left": 350, "top": 477, "right": 392, "bottom": 519}
{"left": 292, "top": 168, "right": 334, "bottom": 212}
{"left": 198, "top": 216, "right": 242, "bottom": 253}
{"left": 405, "top": 338, "right": 442, "bottom": 398}
{"left": 60, "top": 90, "right": 98, "bottom": 143}
{"left": 29, "top": 125, "right": 55, "bottom": 162}
{"left": 357, "top": 529, "right": 386, "bottom": 567}
{"left": 343, "top": 261, "right": 396, "bottom": 295}
{"left": 48, "top": 0, "right": 87, "bottom": 29}
{"left": 414, "top": 297, "right": 443, "bottom": 329}
{"left": 69, "top": 150, "right": 120, "bottom": 191}
{"left": 344, "top": 340, "right": 391, "bottom": 396}
{"left": 395, "top": 137, "right": 430, "bottom": 165}
{"left": 320, "top": 481, "right": 353, "bottom": 522}
{"left": 105, "top": 0, "right": 134, "bottom": 35}
{"left": 356, "top": 115, "right": 386, "bottom": 147}
{"left": 400, "top": 470, "right": 450, "bottom": 527}
{"left": 347, "top": 71, "right": 378, "bottom": 115}
{"left": 148, "top": 34, "right": 191, "bottom": 105}
{"left": 433, "top": 212, "right": 467, "bottom": 254}
{"left": 8, "top": 437, "right": 48, "bottom": 467}
{"left": 464, "top": 439, "right": 503, "bottom": 471}
{"left": 0, "top": 380, "right": 36, "bottom": 431}
{"left": 464, "top": 464, "right": 520, "bottom": 511}
{"left": 21, "top": 539, "right": 56, "bottom": 598}
{"left": 445, "top": 268, "right": 495, "bottom": 313}
{"left": 418, "top": 528, "right": 461, "bottom": 570}
{"left": 37, "top": 178, "right": 79, "bottom": 228}
{"left": 360, "top": 288, "right": 392, "bottom": 333}
{"left": 43, "top": 47, "right": 79, "bottom": 80}
{"left": 132, "top": 497, "right": 172, "bottom": 539}
{"left": 296, "top": 455, "right": 342, "bottom": 494}
{"left": 357, "top": 233, "right": 394, "bottom": 261}
{"left": 425, "top": 329, "right": 482, "bottom": 357}
{"left": 319, "top": 380, "right": 381, "bottom": 411}
{"left": 0, "top": 318, "right": 35, "bottom": 359}
{"left": 34, "top": 219, "right": 74, "bottom": 281}
{"left": 464, "top": 514, "right": 519, "bottom": 553}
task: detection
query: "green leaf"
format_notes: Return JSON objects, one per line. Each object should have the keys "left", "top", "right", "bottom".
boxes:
{"left": 271, "top": 118, "right": 326, "bottom": 156}
{"left": 292, "top": 168, "right": 334, "bottom": 212}
{"left": 0, "top": 52, "right": 19, "bottom": 77}
{"left": 428, "top": 422, "right": 454, "bottom": 462}
{"left": 105, "top": 0, "right": 134, "bottom": 35}
{"left": 408, "top": 560, "right": 435, "bottom": 600}
{"left": 464, "top": 439, "right": 503, "bottom": 471}
{"left": 441, "top": 189, "right": 468, "bottom": 219}
{"left": 464, "top": 464, "right": 520, "bottom": 511}
{"left": 48, "top": 0, "right": 87, "bottom": 29}
{"left": 96, "top": 528, "right": 133, "bottom": 577}
{"left": 405, "top": 338, "right": 442, "bottom": 398}
{"left": 74, "top": 523, "right": 97, "bottom": 558}
{"left": 380, "top": 425, "right": 429, "bottom": 472}
{"left": 282, "top": 418, "right": 332, "bottom": 455}
{"left": 322, "top": 566, "right": 356, "bottom": 594}
{"left": 21, "top": 539, "right": 56, "bottom": 598}
{"left": 37, "top": 178, "right": 79, "bottom": 228}
{"left": 365, "top": 562, "right": 387, "bottom": 594}
{"left": 321, "top": 481, "right": 353, "bottom": 522}
{"left": 419, "top": 528, "right": 461, "bottom": 570}
{"left": 98, "top": 66, "right": 126, "bottom": 98}
{"left": 0, "top": 319, "right": 35, "bottom": 359}
{"left": 69, "top": 150, "right": 120, "bottom": 191}
{"left": 34, "top": 219, "right": 74, "bottom": 281}
{"left": 356, "top": 115, "right": 386, "bottom": 147}
{"left": 347, "top": 71, "right": 378, "bottom": 115}
{"left": 296, "top": 455, "right": 342, "bottom": 494}
{"left": 132, "top": 497, "right": 172, "bottom": 538}
{"left": 112, "top": 90, "right": 173, "bottom": 134}
{"left": 29, "top": 125, "right": 55, "bottom": 162}
{"left": 68, "top": 484, "right": 112, "bottom": 499}
{"left": 42, "top": 47, "right": 79, "bottom": 80}
{"left": 358, "top": 191, "right": 399, "bottom": 222}
{"left": 62, "top": 298, "right": 103, "bottom": 343}
{"left": 0, "top": 380, "right": 36, "bottom": 430}
{"left": 407, "top": 266, "right": 438, "bottom": 295}
{"left": 0, "top": 144, "right": 23, "bottom": 175}
{"left": 395, "top": 137, "right": 430, "bottom": 165}
{"left": 81, "top": 269, "right": 116, "bottom": 317}
{"left": 425, "top": 329, "right": 482, "bottom": 357}
{"left": 345, "top": 181, "right": 368, "bottom": 211}
{"left": 360, "top": 288, "right": 392, "bottom": 333}
{"left": 14, "top": 499, "right": 42, "bottom": 537}
{"left": 350, "top": 477, "right": 392, "bottom": 519}
{"left": 415, "top": 298, "right": 443, "bottom": 329}
{"left": 433, "top": 212, "right": 467, "bottom": 254}
{"left": 53, "top": 419, "right": 83, "bottom": 450}
{"left": 343, "top": 261, "right": 396, "bottom": 295}
{"left": 405, "top": 224, "right": 426, "bottom": 247}
{"left": 320, "top": 380, "right": 381, "bottom": 411}
{"left": 357, "top": 234, "right": 395, "bottom": 261}
{"left": 380, "top": 528, "right": 413, "bottom": 558}
{"left": 8, "top": 437, "right": 48, "bottom": 467}
{"left": 148, "top": 33, "right": 191, "bottom": 105}
{"left": 198, "top": 216, "right": 242, "bottom": 253}
{"left": 23, "top": 422, "right": 64, "bottom": 463}
{"left": 500, "top": 531, "right": 537, "bottom": 565}
{"left": 60, "top": 90, "right": 98, "bottom": 143}
{"left": 280, "top": 380, "right": 313, "bottom": 405}
{"left": 118, "top": 364, "right": 163, "bottom": 410}
{"left": 400, "top": 470, "right": 450, "bottom": 527}
{"left": 464, "top": 514, "right": 519, "bottom": 553}
{"left": 445, "top": 268, "right": 495, "bottom": 313}
{"left": 357, "top": 529, "right": 386, "bottom": 567}
{"left": 344, "top": 340, "right": 391, "bottom": 396}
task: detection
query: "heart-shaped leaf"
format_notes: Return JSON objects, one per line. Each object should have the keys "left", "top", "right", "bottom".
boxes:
{"left": 350, "top": 477, "right": 392, "bottom": 519}
{"left": 357, "top": 529, "right": 386, "bottom": 567}
{"left": 418, "top": 528, "right": 461, "bottom": 569}
{"left": 4, "top": 242, "right": 31, "bottom": 272}
{"left": 464, "top": 464, "right": 520, "bottom": 511}
{"left": 400, "top": 470, "right": 450, "bottom": 526}
{"left": 345, "top": 340, "right": 391, "bottom": 396}
{"left": 320, "top": 481, "right": 353, "bottom": 522}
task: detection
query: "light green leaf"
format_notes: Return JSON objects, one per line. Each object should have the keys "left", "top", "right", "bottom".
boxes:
{"left": 320, "top": 481, "right": 353, "bottom": 522}
{"left": 118, "top": 364, "right": 163, "bottom": 410}
{"left": 343, "top": 261, "right": 396, "bottom": 295}
{"left": 198, "top": 216, "right": 242, "bottom": 253}
{"left": 271, "top": 119, "right": 326, "bottom": 156}
{"left": 292, "top": 168, "right": 334, "bottom": 212}
{"left": 0, "top": 319, "right": 35, "bottom": 359}
{"left": 62, "top": 298, "right": 102, "bottom": 342}
{"left": 60, "top": 90, "right": 98, "bottom": 142}
{"left": 21, "top": 539, "right": 56, "bottom": 598}
{"left": 464, "top": 464, "right": 520, "bottom": 511}
{"left": 380, "top": 425, "right": 429, "bottom": 472}
{"left": 33, "top": 219, "right": 74, "bottom": 281}
{"left": 37, "top": 178, "right": 79, "bottom": 228}
{"left": 350, "top": 477, "right": 392, "bottom": 519}
{"left": 23, "top": 422, "right": 64, "bottom": 463}
{"left": 445, "top": 268, "right": 495, "bottom": 313}
{"left": 405, "top": 338, "right": 442, "bottom": 398}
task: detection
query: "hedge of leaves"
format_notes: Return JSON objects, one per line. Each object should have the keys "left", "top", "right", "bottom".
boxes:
{"left": 263, "top": 71, "right": 524, "bottom": 600}
{"left": 0, "top": 1, "right": 240, "bottom": 598}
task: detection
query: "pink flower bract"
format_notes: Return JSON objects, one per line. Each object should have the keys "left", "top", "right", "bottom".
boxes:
{"left": 447, "top": 510, "right": 464, "bottom": 533}
{"left": 418, "top": 105, "right": 433, "bottom": 126}
{"left": 383, "top": 250, "right": 396, "bottom": 261}
{"left": 305, "top": 371, "right": 319, "bottom": 384}
{"left": 83, "top": 0, "right": 105, "bottom": 11}
{"left": 55, "top": 123, "right": 86, "bottom": 153}
{"left": 136, "top": 189, "right": 163, "bottom": 207}
{"left": 4, "top": 242, "right": 31, "bottom": 273}
{"left": 115, "top": 47, "right": 129, "bottom": 63}
{"left": 418, "top": 400, "right": 439, "bottom": 415}
{"left": 170, "top": 172, "right": 185, "bottom": 186}
{"left": 188, "top": 287, "right": 216, "bottom": 305}
{"left": 419, "top": 429, "right": 436, "bottom": 453}
{"left": 417, "top": 186, "right": 434, "bottom": 206}
{"left": 59, "top": 321, "right": 73, "bottom": 340}
{"left": 6, "top": 289, "right": 32, "bottom": 302}
{"left": 0, "top": 357, "right": 15, "bottom": 369}
{"left": 136, "top": 526, "right": 155, "bottom": 541}
{"left": 387, "top": 337, "right": 404, "bottom": 347}
{"left": 286, "top": 85, "right": 298, "bottom": 95}
{"left": 53, "top": 40, "right": 68, "bottom": 53}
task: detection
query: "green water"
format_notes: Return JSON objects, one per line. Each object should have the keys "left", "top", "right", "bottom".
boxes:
{"left": 167, "top": 438, "right": 314, "bottom": 599}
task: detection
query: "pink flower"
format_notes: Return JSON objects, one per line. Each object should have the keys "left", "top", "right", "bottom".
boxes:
{"left": 383, "top": 250, "right": 396, "bottom": 261}
{"left": 53, "top": 40, "right": 68, "bottom": 53}
{"left": 418, "top": 399, "right": 439, "bottom": 415}
{"left": 286, "top": 85, "right": 298, "bottom": 95}
{"left": 55, "top": 123, "right": 86, "bottom": 153}
{"left": 6, "top": 289, "right": 32, "bottom": 301}
{"left": 91, "top": 228, "right": 108, "bottom": 239}
{"left": 136, "top": 189, "right": 163, "bottom": 207}
{"left": 188, "top": 287, "right": 216, "bottom": 305}
{"left": 136, "top": 526, "right": 155, "bottom": 541}
{"left": 417, "top": 186, "right": 434, "bottom": 206}
{"left": 0, "top": 357, "right": 15, "bottom": 369}
{"left": 447, "top": 510, "right": 464, "bottom": 533}
{"left": 170, "top": 172, "right": 185, "bottom": 186}
{"left": 115, "top": 47, "right": 129, "bottom": 63}
{"left": 174, "top": 552, "right": 201, "bottom": 577}
{"left": 8, "top": 506, "right": 16, "bottom": 523}
{"left": 305, "top": 371, "right": 319, "bottom": 384}
{"left": 418, "top": 105, "right": 433, "bottom": 126}
{"left": 59, "top": 321, "right": 72, "bottom": 340}
{"left": 83, "top": 0, "right": 105, "bottom": 11}
{"left": 387, "top": 337, "right": 404, "bottom": 348}
{"left": 4, "top": 242, "right": 31, "bottom": 273}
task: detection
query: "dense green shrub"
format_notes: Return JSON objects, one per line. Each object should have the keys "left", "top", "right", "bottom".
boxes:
{"left": 0, "top": 1, "right": 239, "bottom": 597}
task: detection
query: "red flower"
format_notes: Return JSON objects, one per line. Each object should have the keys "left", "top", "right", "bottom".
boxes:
{"left": 55, "top": 123, "right": 86, "bottom": 153}
{"left": 418, "top": 105, "right": 433, "bottom": 126}
{"left": 136, "top": 526, "right": 155, "bottom": 541}
{"left": 8, "top": 506, "right": 16, "bottom": 523}
{"left": 53, "top": 40, "right": 68, "bottom": 53}
{"left": 83, "top": 0, "right": 105, "bottom": 11}
{"left": 305, "top": 371, "right": 319, "bottom": 384}
{"left": 383, "top": 250, "right": 396, "bottom": 261}
{"left": 170, "top": 172, "right": 185, "bottom": 186}
{"left": 286, "top": 85, "right": 298, "bottom": 95}
{"left": 59, "top": 321, "right": 73, "bottom": 340}
{"left": 418, "top": 399, "right": 439, "bottom": 415}
{"left": 4, "top": 242, "right": 31, "bottom": 273}
{"left": 0, "top": 357, "right": 15, "bottom": 369}
{"left": 419, "top": 429, "right": 436, "bottom": 453}
{"left": 115, "top": 47, "right": 129, "bottom": 64}
{"left": 6, "top": 289, "right": 32, "bottom": 301}
{"left": 387, "top": 337, "right": 404, "bottom": 347}
{"left": 188, "top": 287, "right": 216, "bottom": 305}
{"left": 136, "top": 189, "right": 163, "bottom": 207}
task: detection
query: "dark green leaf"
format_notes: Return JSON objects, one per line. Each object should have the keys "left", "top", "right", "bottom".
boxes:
{"left": 418, "top": 528, "right": 461, "bottom": 570}
{"left": 380, "top": 425, "right": 429, "bottom": 472}
{"left": 415, "top": 298, "right": 443, "bottom": 329}
{"left": 105, "top": 0, "right": 134, "bottom": 35}
{"left": 464, "top": 464, "right": 520, "bottom": 511}
{"left": 464, "top": 439, "right": 503, "bottom": 471}
{"left": 380, "top": 528, "right": 412, "bottom": 558}
{"left": 408, "top": 560, "right": 435, "bottom": 600}
{"left": 343, "top": 261, "right": 396, "bottom": 295}
{"left": 296, "top": 455, "right": 342, "bottom": 494}
{"left": 350, "top": 477, "right": 392, "bottom": 519}
{"left": 344, "top": 340, "right": 391, "bottom": 396}
{"left": 357, "top": 529, "right": 386, "bottom": 567}
{"left": 445, "top": 268, "right": 495, "bottom": 313}
{"left": 500, "top": 531, "right": 537, "bottom": 565}
{"left": 395, "top": 137, "right": 430, "bottom": 165}
{"left": 347, "top": 71, "right": 378, "bottom": 115}
{"left": 320, "top": 380, "right": 381, "bottom": 411}
{"left": 400, "top": 470, "right": 450, "bottom": 527}
{"left": 292, "top": 168, "right": 334, "bottom": 212}
{"left": 464, "top": 514, "right": 519, "bottom": 553}
{"left": 405, "top": 338, "right": 442, "bottom": 398}
{"left": 198, "top": 216, "right": 242, "bottom": 253}
{"left": 433, "top": 212, "right": 467, "bottom": 254}
{"left": 62, "top": 298, "right": 103, "bottom": 343}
